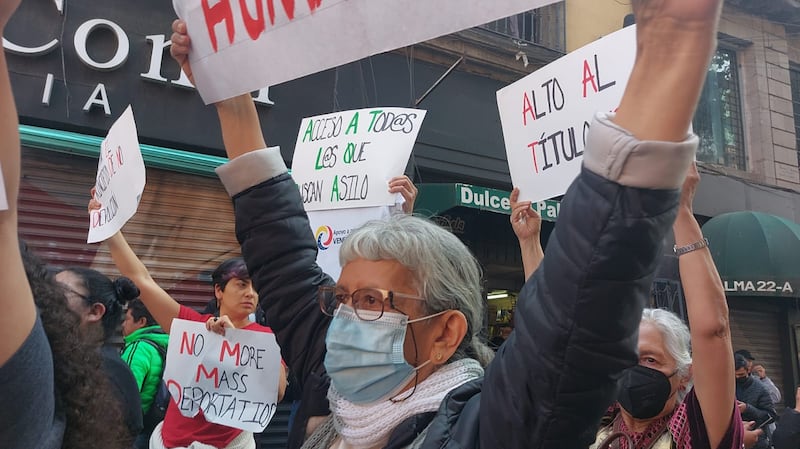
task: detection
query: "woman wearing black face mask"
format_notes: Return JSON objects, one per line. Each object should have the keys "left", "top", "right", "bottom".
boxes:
{"left": 589, "top": 165, "right": 744, "bottom": 449}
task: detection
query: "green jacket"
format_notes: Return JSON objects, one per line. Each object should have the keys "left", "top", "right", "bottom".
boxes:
{"left": 121, "top": 325, "right": 169, "bottom": 414}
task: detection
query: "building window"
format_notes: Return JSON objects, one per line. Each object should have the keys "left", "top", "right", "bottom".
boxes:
{"left": 693, "top": 48, "right": 746, "bottom": 170}
{"left": 480, "top": 3, "right": 565, "bottom": 51}
{"left": 791, "top": 65, "right": 800, "bottom": 166}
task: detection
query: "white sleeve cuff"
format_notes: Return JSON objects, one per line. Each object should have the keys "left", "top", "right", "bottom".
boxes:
{"left": 582, "top": 113, "right": 698, "bottom": 189}
{"left": 215, "top": 147, "right": 287, "bottom": 197}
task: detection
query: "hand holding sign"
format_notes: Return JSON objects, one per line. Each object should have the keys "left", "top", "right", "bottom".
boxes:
{"left": 164, "top": 319, "right": 282, "bottom": 432}
{"left": 87, "top": 106, "right": 146, "bottom": 244}
{"left": 292, "top": 108, "right": 425, "bottom": 211}
{"left": 169, "top": 19, "right": 196, "bottom": 86}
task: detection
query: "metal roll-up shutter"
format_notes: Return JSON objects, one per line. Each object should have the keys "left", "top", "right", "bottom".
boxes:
{"left": 19, "top": 146, "right": 241, "bottom": 308}
{"left": 729, "top": 307, "right": 785, "bottom": 407}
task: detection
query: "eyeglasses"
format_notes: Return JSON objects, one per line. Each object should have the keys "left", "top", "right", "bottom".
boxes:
{"left": 61, "top": 285, "right": 91, "bottom": 304}
{"left": 318, "top": 286, "right": 426, "bottom": 321}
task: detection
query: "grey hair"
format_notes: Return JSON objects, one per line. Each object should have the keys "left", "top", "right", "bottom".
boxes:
{"left": 640, "top": 308, "right": 693, "bottom": 398}
{"left": 340, "top": 214, "right": 494, "bottom": 367}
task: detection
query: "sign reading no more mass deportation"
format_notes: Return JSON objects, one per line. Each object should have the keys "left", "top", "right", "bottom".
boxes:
{"left": 496, "top": 25, "right": 636, "bottom": 204}
{"left": 87, "top": 105, "right": 146, "bottom": 244}
{"left": 292, "top": 107, "right": 426, "bottom": 211}
{"left": 163, "top": 319, "right": 283, "bottom": 432}
{"left": 172, "top": 0, "right": 563, "bottom": 104}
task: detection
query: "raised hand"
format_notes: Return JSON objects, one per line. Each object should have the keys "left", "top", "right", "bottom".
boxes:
{"left": 509, "top": 188, "right": 541, "bottom": 243}
{"left": 170, "top": 19, "right": 195, "bottom": 86}
{"left": 388, "top": 175, "right": 418, "bottom": 214}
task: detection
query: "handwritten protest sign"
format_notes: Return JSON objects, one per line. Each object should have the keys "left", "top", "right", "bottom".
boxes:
{"left": 497, "top": 25, "right": 636, "bottom": 203}
{"left": 172, "top": 0, "right": 561, "bottom": 104}
{"left": 163, "top": 319, "right": 282, "bottom": 432}
{"left": 292, "top": 107, "right": 425, "bottom": 211}
{"left": 87, "top": 106, "right": 146, "bottom": 243}
{"left": 0, "top": 162, "right": 7, "bottom": 211}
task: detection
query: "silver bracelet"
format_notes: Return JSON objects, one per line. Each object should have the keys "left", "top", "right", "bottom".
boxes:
{"left": 673, "top": 238, "right": 709, "bottom": 256}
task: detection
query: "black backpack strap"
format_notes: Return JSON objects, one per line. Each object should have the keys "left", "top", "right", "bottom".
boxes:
{"left": 138, "top": 338, "right": 167, "bottom": 361}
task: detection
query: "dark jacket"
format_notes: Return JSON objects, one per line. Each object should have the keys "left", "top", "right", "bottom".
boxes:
{"left": 218, "top": 114, "right": 693, "bottom": 449}
{"left": 774, "top": 409, "right": 800, "bottom": 449}
{"left": 101, "top": 343, "right": 143, "bottom": 441}
{"left": 737, "top": 375, "right": 777, "bottom": 449}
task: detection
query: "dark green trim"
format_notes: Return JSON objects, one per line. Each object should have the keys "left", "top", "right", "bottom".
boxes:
{"left": 19, "top": 125, "right": 228, "bottom": 178}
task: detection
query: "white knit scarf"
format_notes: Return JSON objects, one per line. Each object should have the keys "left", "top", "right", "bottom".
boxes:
{"left": 327, "top": 358, "right": 484, "bottom": 449}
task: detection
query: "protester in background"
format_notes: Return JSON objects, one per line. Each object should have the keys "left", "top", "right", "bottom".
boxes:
{"left": 0, "top": 2, "right": 129, "bottom": 442}
{"left": 87, "top": 196, "right": 287, "bottom": 449}
{"left": 54, "top": 266, "right": 143, "bottom": 441}
{"left": 122, "top": 298, "right": 170, "bottom": 449}
{"left": 489, "top": 324, "right": 513, "bottom": 351}
{"left": 736, "top": 353, "right": 777, "bottom": 449}
{"left": 773, "top": 387, "right": 800, "bottom": 449}
{"left": 752, "top": 363, "right": 782, "bottom": 404}
{"left": 170, "top": 0, "right": 724, "bottom": 446}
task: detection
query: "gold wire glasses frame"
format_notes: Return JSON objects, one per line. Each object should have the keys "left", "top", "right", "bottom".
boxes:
{"left": 318, "top": 286, "right": 426, "bottom": 321}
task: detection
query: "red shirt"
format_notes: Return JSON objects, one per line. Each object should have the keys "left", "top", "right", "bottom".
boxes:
{"left": 161, "top": 306, "right": 275, "bottom": 448}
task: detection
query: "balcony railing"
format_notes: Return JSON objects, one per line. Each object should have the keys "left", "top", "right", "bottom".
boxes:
{"left": 478, "top": 5, "right": 565, "bottom": 52}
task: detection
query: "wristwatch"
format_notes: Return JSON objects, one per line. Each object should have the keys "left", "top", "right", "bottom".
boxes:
{"left": 673, "top": 238, "right": 709, "bottom": 256}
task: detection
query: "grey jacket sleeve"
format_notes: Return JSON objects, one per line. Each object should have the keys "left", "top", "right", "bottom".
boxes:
{"left": 478, "top": 113, "right": 695, "bottom": 449}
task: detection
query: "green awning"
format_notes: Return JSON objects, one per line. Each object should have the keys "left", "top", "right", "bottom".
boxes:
{"left": 702, "top": 211, "right": 800, "bottom": 297}
{"left": 414, "top": 183, "right": 560, "bottom": 222}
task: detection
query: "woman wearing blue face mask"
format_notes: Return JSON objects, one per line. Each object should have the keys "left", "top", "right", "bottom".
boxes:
{"left": 170, "top": 0, "right": 725, "bottom": 447}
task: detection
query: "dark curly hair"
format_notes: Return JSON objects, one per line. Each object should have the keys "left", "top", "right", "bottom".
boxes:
{"left": 55, "top": 266, "right": 140, "bottom": 342}
{"left": 21, "top": 243, "right": 130, "bottom": 449}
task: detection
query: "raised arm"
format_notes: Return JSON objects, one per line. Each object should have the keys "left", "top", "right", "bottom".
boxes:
{"left": 103, "top": 231, "right": 180, "bottom": 332}
{"left": 675, "top": 164, "right": 736, "bottom": 449}
{"left": 0, "top": 0, "right": 35, "bottom": 366}
{"left": 509, "top": 188, "right": 543, "bottom": 280}
{"left": 477, "top": 1, "right": 722, "bottom": 448}
{"left": 170, "top": 20, "right": 333, "bottom": 391}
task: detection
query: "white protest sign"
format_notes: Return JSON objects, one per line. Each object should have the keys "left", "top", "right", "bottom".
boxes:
{"left": 0, "top": 162, "right": 7, "bottom": 211}
{"left": 87, "top": 106, "right": 146, "bottom": 243}
{"left": 163, "top": 319, "right": 282, "bottom": 432}
{"left": 308, "top": 205, "right": 396, "bottom": 281}
{"left": 292, "top": 107, "right": 425, "bottom": 211}
{"left": 497, "top": 25, "right": 636, "bottom": 203}
{"left": 173, "top": 0, "right": 562, "bottom": 104}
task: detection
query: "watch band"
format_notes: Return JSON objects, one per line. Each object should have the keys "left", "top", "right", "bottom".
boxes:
{"left": 673, "top": 237, "right": 709, "bottom": 256}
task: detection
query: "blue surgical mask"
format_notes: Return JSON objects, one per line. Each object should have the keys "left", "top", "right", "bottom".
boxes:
{"left": 324, "top": 304, "right": 443, "bottom": 404}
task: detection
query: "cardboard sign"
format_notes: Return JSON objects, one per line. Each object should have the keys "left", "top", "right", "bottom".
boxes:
{"left": 0, "top": 162, "right": 7, "bottom": 211}
{"left": 163, "top": 319, "right": 282, "bottom": 432}
{"left": 292, "top": 107, "right": 425, "bottom": 211}
{"left": 87, "top": 106, "right": 146, "bottom": 243}
{"left": 307, "top": 205, "right": 397, "bottom": 281}
{"left": 173, "top": 0, "right": 561, "bottom": 104}
{"left": 497, "top": 25, "right": 636, "bottom": 203}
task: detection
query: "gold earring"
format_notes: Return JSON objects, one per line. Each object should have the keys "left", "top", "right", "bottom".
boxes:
{"left": 436, "top": 353, "right": 443, "bottom": 361}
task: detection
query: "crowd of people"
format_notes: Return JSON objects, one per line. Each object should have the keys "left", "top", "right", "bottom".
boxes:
{"left": 2, "top": 0, "right": 794, "bottom": 448}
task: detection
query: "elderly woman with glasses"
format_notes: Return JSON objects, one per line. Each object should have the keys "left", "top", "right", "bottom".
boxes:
{"left": 170, "top": 0, "right": 724, "bottom": 447}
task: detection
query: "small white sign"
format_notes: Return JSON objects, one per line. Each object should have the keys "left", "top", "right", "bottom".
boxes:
{"left": 308, "top": 205, "right": 396, "bottom": 281}
{"left": 497, "top": 26, "right": 637, "bottom": 203}
{"left": 172, "top": 0, "right": 561, "bottom": 104}
{"left": 87, "top": 106, "right": 146, "bottom": 243}
{"left": 163, "top": 319, "right": 282, "bottom": 432}
{"left": 0, "top": 162, "right": 8, "bottom": 211}
{"left": 292, "top": 107, "right": 425, "bottom": 211}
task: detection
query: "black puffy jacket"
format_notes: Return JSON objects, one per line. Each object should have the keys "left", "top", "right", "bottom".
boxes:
{"left": 218, "top": 114, "right": 693, "bottom": 449}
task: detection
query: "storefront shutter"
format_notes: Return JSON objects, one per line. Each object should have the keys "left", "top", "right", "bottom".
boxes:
{"left": 729, "top": 307, "right": 785, "bottom": 407}
{"left": 18, "top": 146, "right": 241, "bottom": 309}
